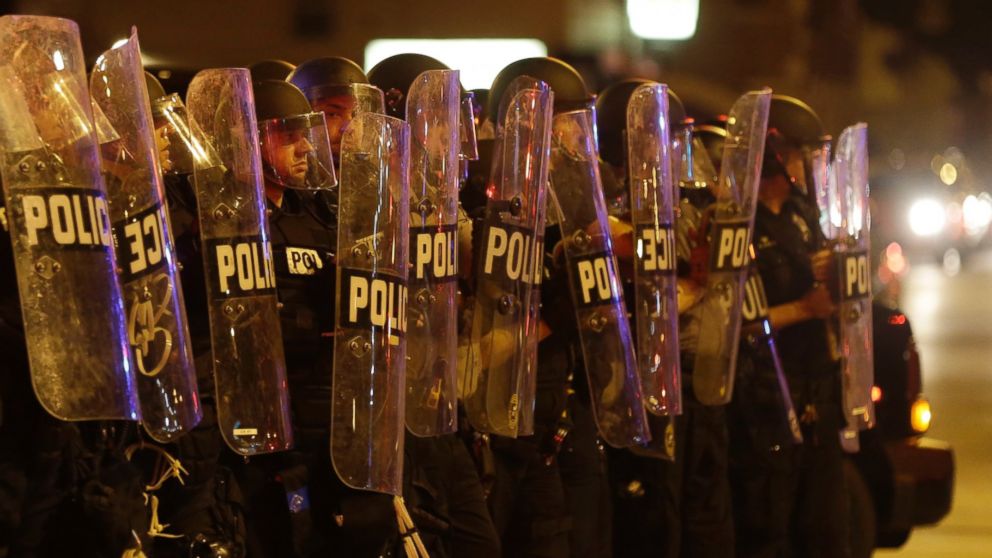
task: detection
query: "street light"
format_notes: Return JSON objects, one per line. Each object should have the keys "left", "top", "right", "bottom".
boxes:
{"left": 627, "top": 0, "right": 699, "bottom": 40}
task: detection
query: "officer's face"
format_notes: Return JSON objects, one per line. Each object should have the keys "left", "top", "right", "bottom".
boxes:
{"left": 262, "top": 129, "right": 314, "bottom": 185}
{"left": 312, "top": 94, "right": 357, "bottom": 156}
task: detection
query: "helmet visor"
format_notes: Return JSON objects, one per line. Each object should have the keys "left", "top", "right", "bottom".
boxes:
{"left": 258, "top": 111, "right": 336, "bottom": 190}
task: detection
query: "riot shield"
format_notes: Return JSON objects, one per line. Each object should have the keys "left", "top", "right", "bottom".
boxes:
{"left": 832, "top": 123, "right": 874, "bottom": 430}
{"left": 404, "top": 69, "right": 460, "bottom": 436}
{"left": 626, "top": 83, "right": 681, "bottom": 416}
{"left": 332, "top": 112, "right": 409, "bottom": 494}
{"left": 90, "top": 30, "right": 201, "bottom": 442}
{"left": 550, "top": 109, "right": 650, "bottom": 448}
{"left": 151, "top": 93, "right": 222, "bottom": 175}
{"left": 0, "top": 15, "right": 140, "bottom": 421}
{"left": 692, "top": 88, "right": 772, "bottom": 406}
{"left": 459, "top": 91, "right": 479, "bottom": 161}
{"left": 186, "top": 68, "right": 292, "bottom": 455}
{"left": 740, "top": 268, "right": 803, "bottom": 444}
{"left": 461, "top": 77, "right": 553, "bottom": 438}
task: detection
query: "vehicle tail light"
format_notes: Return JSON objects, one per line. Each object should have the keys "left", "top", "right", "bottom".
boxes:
{"left": 911, "top": 397, "right": 932, "bottom": 433}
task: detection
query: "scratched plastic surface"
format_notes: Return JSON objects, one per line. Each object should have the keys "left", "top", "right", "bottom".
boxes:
{"left": 91, "top": 29, "right": 201, "bottom": 441}
{"left": 0, "top": 15, "right": 140, "bottom": 421}
{"left": 186, "top": 68, "right": 292, "bottom": 455}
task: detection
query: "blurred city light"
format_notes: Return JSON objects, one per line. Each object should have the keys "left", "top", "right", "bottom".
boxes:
{"left": 962, "top": 193, "right": 992, "bottom": 235}
{"left": 364, "top": 39, "right": 547, "bottom": 90}
{"left": 939, "top": 162, "right": 958, "bottom": 185}
{"left": 908, "top": 198, "right": 946, "bottom": 237}
{"left": 626, "top": 0, "right": 699, "bottom": 40}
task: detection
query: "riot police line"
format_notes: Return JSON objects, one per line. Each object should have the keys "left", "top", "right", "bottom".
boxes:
{"left": 0, "top": 14, "right": 874, "bottom": 558}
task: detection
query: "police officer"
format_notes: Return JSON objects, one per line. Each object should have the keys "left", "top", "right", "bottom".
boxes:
{"left": 680, "top": 119, "right": 807, "bottom": 558}
{"left": 229, "top": 78, "right": 405, "bottom": 558}
{"left": 595, "top": 80, "right": 736, "bottom": 558}
{"left": 752, "top": 96, "right": 849, "bottom": 558}
{"left": 142, "top": 73, "right": 249, "bottom": 558}
{"left": 473, "top": 57, "right": 623, "bottom": 558}
{"left": 368, "top": 53, "right": 502, "bottom": 558}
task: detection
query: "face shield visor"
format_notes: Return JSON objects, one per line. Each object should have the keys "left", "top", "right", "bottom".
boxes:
{"left": 258, "top": 111, "right": 336, "bottom": 190}
{"left": 151, "top": 93, "right": 221, "bottom": 175}
{"left": 303, "top": 82, "right": 385, "bottom": 159}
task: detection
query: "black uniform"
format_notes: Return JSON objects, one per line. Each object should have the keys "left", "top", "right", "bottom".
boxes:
{"left": 150, "top": 173, "right": 248, "bottom": 558}
{"left": 726, "top": 267, "right": 801, "bottom": 558}
{"left": 1, "top": 188, "right": 150, "bottom": 557}
{"left": 752, "top": 194, "right": 849, "bottom": 558}
{"left": 610, "top": 184, "right": 737, "bottom": 558}
{"left": 234, "top": 188, "right": 398, "bottom": 558}
{"left": 475, "top": 218, "right": 573, "bottom": 558}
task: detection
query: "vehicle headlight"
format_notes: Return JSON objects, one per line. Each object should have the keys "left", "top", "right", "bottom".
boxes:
{"left": 911, "top": 397, "right": 932, "bottom": 433}
{"left": 963, "top": 194, "right": 992, "bottom": 234}
{"left": 908, "top": 198, "right": 946, "bottom": 237}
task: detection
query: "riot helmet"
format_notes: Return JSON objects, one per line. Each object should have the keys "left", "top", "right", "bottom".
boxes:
{"left": 368, "top": 53, "right": 448, "bottom": 120}
{"left": 488, "top": 57, "right": 593, "bottom": 118}
{"left": 368, "top": 53, "right": 479, "bottom": 164}
{"left": 595, "top": 78, "right": 686, "bottom": 170}
{"left": 693, "top": 123, "right": 728, "bottom": 173}
{"left": 144, "top": 70, "right": 166, "bottom": 103}
{"left": 252, "top": 79, "right": 335, "bottom": 191}
{"left": 250, "top": 59, "right": 296, "bottom": 82}
{"left": 764, "top": 94, "right": 827, "bottom": 192}
{"left": 288, "top": 56, "right": 383, "bottom": 158}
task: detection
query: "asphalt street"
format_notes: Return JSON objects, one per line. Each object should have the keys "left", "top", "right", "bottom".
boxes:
{"left": 877, "top": 254, "right": 992, "bottom": 557}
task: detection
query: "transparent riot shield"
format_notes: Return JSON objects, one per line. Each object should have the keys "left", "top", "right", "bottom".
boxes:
{"left": 186, "top": 68, "right": 292, "bottom": 455}
{"left": 90, "top": 30, "right": 201, "bottom": 442}
{"left": 332, "top": 112, "right": 409, "bottom": 494}
{"left": 550, "top": 109, "right": 650, "bottom": 448}
{"left": 832, "top": 123, "right": 874, "bottom": 431}
{"left": 459, "top": 91, "right": 479, "bottom": 162}
{"left": 151, "top": 93, "right": 222, "bottom": 175}
{"left": 462, "top": 77, "right": 553, "bottom": 438}
{"left": 0, "top": 15, "right": 140, "bottom": 421}
{"left": 404, "top": 69, "right": 460, "bottom": 436}
{"left": 693, "top": 89, "right": 772, "bottom": 406}
{"left": 626, "top": 83, "right": 681, "bottom": 416}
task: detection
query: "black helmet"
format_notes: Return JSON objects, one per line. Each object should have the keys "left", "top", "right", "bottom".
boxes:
{"left": 287, "top": 56, "right": 368, "bottom": 97}
{"left": 594, "top": 79, "right": 687, "bottom": 168}
{"left": 252, "top": 80, "right": 312, "bottom": 122}
{"left": 144, "top": 71, "right": 166, "bottom": 104}
{"left": 767, "top": 95, "right": 825, "bottom": 147}
{"left": 488, "top": 57, "right": 592, "bottom": 118}
{"left": 693, "top": 123, "right": 728, "bottom": 172}
{"left": 250, "top": 59, "right": 296, "bottom": 82}
{"left": 367, "top": 53, "right": 450, "bottom": 120}
{"left": 252, "top": 80, "right": 336, "bottom": 191}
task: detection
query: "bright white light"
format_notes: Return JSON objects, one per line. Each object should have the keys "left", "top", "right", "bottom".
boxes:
{"left": 111, "top": 38, "right": 129, "bottom": 50}
{"left": 908, "top": 198, "right": 946, "bottom": 237}
{"left": 364, "top": 39, "right": 547, "bottom": 90}
{"left": 626, "top": 0, "right": 699, "bottom": 40}
{"left": 52, "top": 50, "right": 65, "bottom": 71}
{"left": 962, "top": 194, "right": 992, "bottom": 235}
